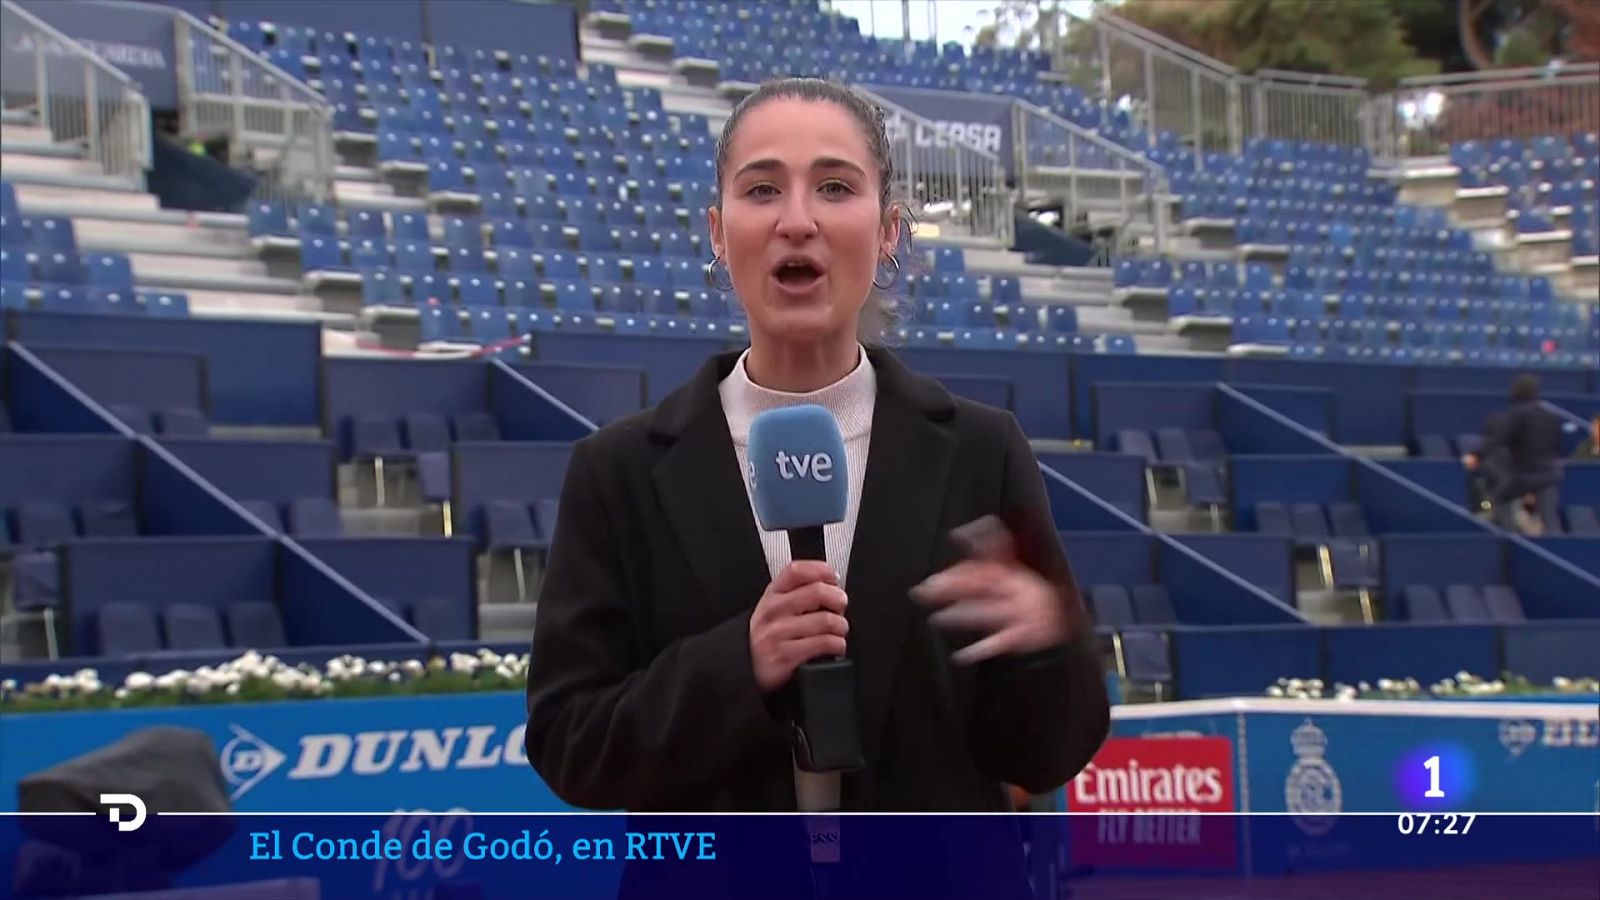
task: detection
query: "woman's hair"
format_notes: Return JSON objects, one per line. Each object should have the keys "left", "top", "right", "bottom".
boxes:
{"left": 711, "top": 77, "right": 913, "bottom": 345}
{"left": 1510, "top": 373, "right": 1540, "bottom": 403}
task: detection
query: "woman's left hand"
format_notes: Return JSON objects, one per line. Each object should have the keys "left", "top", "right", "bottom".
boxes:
{"left": 911, "top": 528, "right": 1072, "bottom": 665}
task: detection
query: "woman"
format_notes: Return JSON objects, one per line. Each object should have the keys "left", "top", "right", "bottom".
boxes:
{"left": 524, "top": 79, "right": 1108, "bottom": 816}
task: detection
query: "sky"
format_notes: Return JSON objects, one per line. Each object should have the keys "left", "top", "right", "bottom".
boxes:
{"left": 826, "top": 0, "right": 1099, "bottom": 48}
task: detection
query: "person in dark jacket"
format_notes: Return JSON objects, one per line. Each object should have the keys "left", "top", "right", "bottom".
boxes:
{"left": 1463, "top": 373, "right": 1565, "bottom": 534}
{"left": 524, "top": 79, "right": 1108, "bottom": 819}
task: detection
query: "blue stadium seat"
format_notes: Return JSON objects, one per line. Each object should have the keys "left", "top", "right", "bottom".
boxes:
{"left": 1254, "top": 501, "right": 1291, "bottom": 535}
{"left": 227, "top": 600, "right": 286, "bottom": 649}
{"left": 25, "top": 216, "right": 75, "bottom": 249}
{"left": 1089, "top": 585, "right": 1135, "bottom": 630}
{"left": 1119, "top": 630, "right": 1172, "bottom": 700}
{"left": 1444, "top": 585, "right": 1492, "bottom": 623}
{"left": 452, "top": 412, "right": 500, "bottom": 442}
{"left": 16, "top": 501, "right": 76, "bottom": 549}
{"left": 163, "top": 604, "right": 228, "bottom": 651}
{"left": 404, "top": 413, "right": 452, "bottom": 454}
{"left": 1403, "top": 585, "right": 1448, "bottom": 622}
{"left": 1130, "top": 585, "right": 1177, "bottom": 626}
{"left": 1482, "top": 585, "right": 1526, "bottom": 623}
{"left": 79, "top": 500, "right": 138, "bottom": 538}
{"left": 1565, "top": 506, "right": 1599, "bottom": 536}
{"left": 98, "top": 601, "right": 162, "bottom": 655}
{"left": 485, "top": 500, "right": 542, "bottom": 600}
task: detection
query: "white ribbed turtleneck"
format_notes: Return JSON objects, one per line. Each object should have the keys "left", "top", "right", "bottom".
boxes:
{"left": 719, "top": 345, "right": 876, "bottom": 812}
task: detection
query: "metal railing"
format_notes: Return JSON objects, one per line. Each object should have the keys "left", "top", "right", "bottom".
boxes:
{"left": 0, "top": 0, "right": 151, "bottom": 181}
{"left": 169, "top": 5, "right": 333, "bottom": 201}
{"left": 1372, "top": 63, "right": 1600, "bottom": 160}
{"left": 857, "top": 87, "right": 1015, "bottom": 247}
{"left": 1063, "top": 11, "right": 1243, "bottom": 162}
{"left": 1012, "top": 101, "right": 1170, "bottom": 254}
{"left": 1243, "top": 69, "right": 1372, "bottom": 149}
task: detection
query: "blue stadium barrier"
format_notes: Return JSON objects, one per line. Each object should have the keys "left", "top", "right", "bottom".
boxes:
{"left": 1506, "top": 540, "right": 1600, "bottom": 618}
{"left": 1073, "top": 354, "right": 1225, "bottom": 439}
{"left": 1563, "top": 463, "right": 1600, "bottom": 506}
{"left": 1230, "top": 384, "right": 1334, "bottom": 437}
{"left": 1408, "top": 391, "right": 1503, "bottom": 446}
{"left": 1038, "top": 465, "right": 1145, "bottom": 531}
{"left": 1215, "top": 385, "right": 1333, "bottom": 454}
{"left": 1377, "top": 459, "right": 1473, "bottom": 511}
{"left": 530, "top": 332, "right": 733, "bottom": 405}
{"left": 1092, "top": 382, "right": 1212, "bottom": 449}
{"left": 1173, "top": 534, "right": 1296, "bottom": 605}
{"left": 929, "top": 374, "right": 1014, "bottom": 412}
{"left": 1352, "top": 461, "right": 1489, "bottom": 533}
{"left": 897, "top": 346, "right": 1073, "bottom": 439}
{"left": 1503, "top": 621, "right": 1600, "bottom": 681}
{"left": 511, "top": 360, "right": 648, "bottom": 428}
{"left": 1171, "top": 625, "right": 1321, "bottom": 698}
{"left": 323, "top": 358, "right": 489, "bottom": 458}
{"left": 8, "top": 312, "right": 320, "bottom": 425}
{"left": 1382, "top": 534, "right": 1504, "bottom": 594}
{"left": 1156, "top": 539, "right": 1305, "bottom": 624}
{"left": 452, "top": 442, "right": 574, "bottom": 543}
{"left": 1322, "top": 623, "right": 1501, "bottom": 685}
{"left": 488, "top": 362, "right": 594, "bottom": 441}
{"left": 0, "top": 435, "right": 135, "bottom": 511}
{"left": 1534, "top": 537, "right": 1600, "bottom": 577}
{"left": 1230, "top": 359, "right": 1409, "bottom": 445}
{"left": 1229, "top": 456, "right": 1351, "bottom": 530}
{"left": 424, "top": 0, "right": 579, "bottom": 60}
{"left": 25, "top": 344, "right": 207, "bottom": 418}
{"left": 1037, "top": 452, "right": 1146, "bottom": 519}
{"left": 279, "top": 541, "right": 425, "bottom": 646}
{"left": 1060, "top": 532, "right": 1156, "bottom": 588}
{"left": 297, "top": 537, "right": 477, "bottom": 642}
{"left": 1414, "top": 365, "right": 1591, "bottom": 394}
{"left": 160, "top": 438, "right": 336, "bottom": 505}
{"left": 3, "top": 343, "right": 122, "bottom": 434}
{"left": 137, "top": 437, "right": 276, "bottom": 537}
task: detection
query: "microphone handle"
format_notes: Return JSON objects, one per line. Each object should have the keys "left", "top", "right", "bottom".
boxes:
{"left": 783, "top": 524, "right": 863, "bottom": 773}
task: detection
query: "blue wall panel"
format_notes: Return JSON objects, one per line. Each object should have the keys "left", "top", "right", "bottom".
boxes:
{"left": 4, "top": 344, "right": 120, "bottom": 435}
{"left": 1533, "top": 537, "right": 1600, "bottom": 578}
{"left": 1038, "top": 468, "right": 1144, "bottom": 531}
{"left": 452, "top": 442, "right": 574, "bottom": 541}
{"left": 0, "top": 435, "right": 134, "bottom": 508}
{"left": 1216, "top": 387, "right": 1337, "bottom": 455}
{"left": 1353, "top": 461, "right": 1485, "bottom": 534}
{"left": 1173, "top": 534, "right": 1296, "bottom": 605}
{"left": 1229, "top": 358, "right": 1408, "bottom": 445}
{"left": 1502, "top": 621, "right": 1600, "bottom": 680}
{"left": 160, "top": 438, "right": 336, "bottom": 505}
{"left": 1155, "top": 540, "right": 1305, "bottom": 624}
{"left": 1381, "top": 535, "right": 1506, "bottom": 601}
{"left": 512, "top": 361, "right": 647, "bottom": 428}
{"left": 323, "top": 358, "right": 488, "bottom": 457}
{"left": 930, "top": 374, "right": 1014, "bottom": 412}
{"left": 1038, "top": 452, "right": 1146, "bottom": 516}
{"left": 1505, "top": 540, "right": 1600, "bottom": 619}
{"left": 898, "top": 347, "right": 1071, "bottom": 439}
{"left": 424, "top": 0, "right": 578, "bottom": 60}
{"left": 1074, "top": 354, "right": 1224, "bottom": 438}
{"left": 1563, "top": 463, "right": 1600, "bottom": 506}
{"left": 1231, "top": 384, "right": 1334, "bottom": 437}
{"left": 532, "top": 333, "right": 731, "bottom": 405}
{"left": 298, "top": 537, "right": 476, "bottom": 641}
{"left": 1059, "top": 532, "right": 1156, "bottom": 589}
{"left": 220, "top": 0, "right": 424, "bottom": 40}
{"left": 1172, "top": 625, "right": 1321, "bottom": 699}
{"left": 1091, "top": 382, "right": 1212, "bottom": 449}
{"left": 1323, "top": 624, "right": 1501, "bottom": 685}
{"left": 9, "top": 312, "right": 320, "bottom": 425}
{"left": 26, "top": 344, "right": 206, "bottom": 415}
{"left": 1227, "top": 456, "right": 1351, "bottom": 530}
{"left": 278, "top": 543, "right": 423, "bottom": 646}
{"left": 489, "top": 363, "right": 594, "bottom": 442}
{"left": 1377, "top": 459, "right": 1473, "bottom": 512}
{"left": 136, "top": 439, "right": 266, "bottom": 537}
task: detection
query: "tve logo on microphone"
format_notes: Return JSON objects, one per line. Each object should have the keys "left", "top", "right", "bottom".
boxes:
{"left": 748, "top": 405, "right": 849, "bottom": 531}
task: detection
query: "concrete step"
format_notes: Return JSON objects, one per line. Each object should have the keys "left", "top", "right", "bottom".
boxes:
{"left": 1077, "top": 306, "right": 1169, "bottom": 335}
{"left": 1020, "top": 275, "right": 1112, "bottom": 305}
{"left": 134, "top": 267, "right": 300, "bottom": 295}
{"left": 130, "top": 251, "right": 269, "bottom": 279}
{"left": 0, "top": 150, "right": 103, "bottom": 178}
{"left": 13, "top": 201, "right": 246, "bottom": 230}
{"left": 75, "top": 219, "right": 253, "bottom": 253}
{"left": 0, "top": 139, "right": 84, "bottom": 159}
{"left": 1, "top": 108, "right": 37, "bottom": 125}
{"left": 10, "top": 181, "right": 159, "bottom": 211}
{"left": 0, "top": 121, "right": 53, "bottom": 144}
{"left": 185, "top": 294, "right": 355, "bottom": 327}
{"left": 2, "top": 168, "right": 142, "bottom": 193}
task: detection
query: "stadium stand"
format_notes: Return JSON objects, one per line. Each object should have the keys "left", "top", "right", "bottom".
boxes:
{"left": 0, "top": 0, "right": 1594, "bottom": 709}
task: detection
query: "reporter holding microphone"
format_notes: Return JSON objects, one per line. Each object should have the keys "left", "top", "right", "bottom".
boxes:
{"left": 524, "top": 79, "right": 1109, "bottom": 819}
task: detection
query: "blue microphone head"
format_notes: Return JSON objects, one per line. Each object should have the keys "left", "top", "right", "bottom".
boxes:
{"left": 747, "top": 404, "right": 849, "bottom": 531}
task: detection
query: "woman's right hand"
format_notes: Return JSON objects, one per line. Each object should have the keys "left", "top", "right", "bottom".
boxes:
{"left": 749, "top": 560, "right": 849, "bottom": 694}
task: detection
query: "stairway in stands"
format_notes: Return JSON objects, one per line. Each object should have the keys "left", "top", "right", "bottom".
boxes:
{"left": 1, "top": 108, "right": 333, "bottom": 325}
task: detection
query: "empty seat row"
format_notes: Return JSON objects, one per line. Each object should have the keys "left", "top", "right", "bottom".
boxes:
{"left": 1403, "top": 584, "right": 1527, "bottom": 623}
{"left": 351, "top": 411, "right": 501, "bottom": 461}
{"left": 0, "top": 283, "right": 189, "bottom": 317}
{"left": 1254, "top": 500, "right": 1370, "bottom": 548}
{"left": 239, "top": 497, "right": 343, "bottom": 537}
{"left": 97, "top": 600, "right": 286, "bottom": 657}
{"left": 109, "top": 405, "right": 207, "bottom": 437}
{"left": 0, "top": 501, "right": 139, "bottom": 553}
{"left": 0, "top": 247, "right": 135, "bottom": 291}
{"left": 1113, "top": 427, "right": 1226, "bottom": 464}
{"left": 1089, "top": 584, "right": 1177, "bottom": 631}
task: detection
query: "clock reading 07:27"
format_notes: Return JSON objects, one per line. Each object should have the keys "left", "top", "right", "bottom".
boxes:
{"left": 1396, "top": 814, "right": 1477, "bottom": 835}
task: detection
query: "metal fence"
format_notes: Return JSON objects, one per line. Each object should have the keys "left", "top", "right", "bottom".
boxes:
{"left": 0, "top": 0, "right": 151, "bottom": 182}
{"left": 1243, "top": 69, "right": 1372, "bottom": 149}
{"left": 858, "top": 87, "right": 1015, "bottom": 247}
{"left": 1012, "top": 101, "right": 1170, "bottom": 255}
{"left": 1372, "top": 63, "right": 1600, "bottom": 159}
{"left": 170, "top": 7, "right": 333, "bottom": 202}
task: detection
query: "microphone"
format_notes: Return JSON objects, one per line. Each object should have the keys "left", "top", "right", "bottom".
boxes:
{"left": 747, "top": 404, "right": 865, "bottom": 774}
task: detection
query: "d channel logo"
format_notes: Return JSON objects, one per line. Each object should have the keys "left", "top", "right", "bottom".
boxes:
{"left": 99, "top": 793, "right": 147, "bottom": 832}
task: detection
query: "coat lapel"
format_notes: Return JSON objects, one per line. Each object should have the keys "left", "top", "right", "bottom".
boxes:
{"left": 844, "top": 350, "right": 957, "bottom": 770}
{"left": 649, "top": 352, "right": 774, "bottom": 625}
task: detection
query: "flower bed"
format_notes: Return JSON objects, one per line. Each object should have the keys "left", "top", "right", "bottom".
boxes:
{"left": 1265, "top": 672, "right": 1599, "bottom": 701}
{"left": 0, "top": 649, "right": 528, "bottom": 713}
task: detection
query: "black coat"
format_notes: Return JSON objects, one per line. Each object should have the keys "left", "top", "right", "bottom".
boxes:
{"left": 524, "top": 347, "right": 1109, "bottom": 813}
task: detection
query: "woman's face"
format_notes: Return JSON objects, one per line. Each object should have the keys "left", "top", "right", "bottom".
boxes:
{"left": 708, "top": 98, "right": 900, "bottom": 347}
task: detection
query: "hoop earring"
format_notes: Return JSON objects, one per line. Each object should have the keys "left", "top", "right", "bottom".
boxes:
{"left": 705, "top": 255, "right": 734, "bottom": 293}
{"left": 872, "top": 254, "right": 900, "bottom": 290}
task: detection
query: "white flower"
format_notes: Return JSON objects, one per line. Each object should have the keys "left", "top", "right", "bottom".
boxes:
{"left": 1336, "top": 686, "right": 1357, "bottom": 701}
{"left": 271, "top": 670, "right": 301, "bottom": 690}
{"left": 402, "top": 660, "right": 425, "bottom": 676}
{"left": 1, "top": 678, "right": 15, "bottom": 693}
{"left": 450, "top": 653, "right": 479, "bottom": 674}
{"left": 125, "top": 672, "right": 155, "bottom": 691}
{"left": 1552, "top": 676, "right": 1572, "bottom": 689}
{"left": 114, "top": 687, "right": 129, "bottom": 700}
{"left": 388, "top": 671, "right": 403, "bottom": 683}
{"left": 1403, "top": 678, "right": 1420, "bottom": 691}
{"left": 226, "top": 683, "right": 241, "bottom": 695}
{"left": 1455, "top": 670, "right": 1473, "bottom": 683}
{"left": 1357, "top": 681, "right": 1371, "bottom": 692}
{"left": 1267, "top": 686, "right": 1286, "bottom": 698}
{"left": 370, "top": 661, "right": 391, "bottom": 677}
{"left": 1377, "top": 678, "right": 1394, "bottom": 691}
{"left": 1286, "top": 678, "right": 1304, "bottom": 690}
